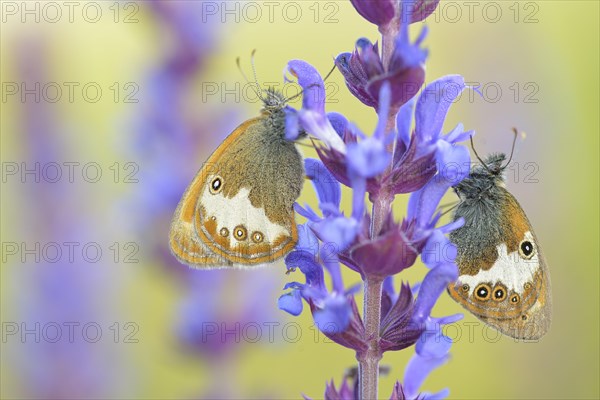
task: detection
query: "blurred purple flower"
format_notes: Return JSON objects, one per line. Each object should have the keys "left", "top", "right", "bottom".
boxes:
{"left": 7, "top": 40, "right": 124, "bottom": 399}
{"left": 130, "top": 2, "right": 286, "bottom": 397}
{"left": 130, "top": 1, "right": 235, "bottom": 274}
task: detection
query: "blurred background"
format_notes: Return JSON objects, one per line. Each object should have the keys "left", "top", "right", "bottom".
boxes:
{"left": 1, "top": 1, "right": 598, "bottom": 399}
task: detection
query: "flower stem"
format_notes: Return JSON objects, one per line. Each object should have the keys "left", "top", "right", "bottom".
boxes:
{"left": 370, "top": 192, "right": 393, "bottom": 238}
{"left": 359, "top": 275, "right": 383, "bottom": 400}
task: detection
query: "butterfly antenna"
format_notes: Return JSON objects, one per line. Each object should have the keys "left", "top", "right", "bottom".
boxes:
{"left": 293, "top": 141, "right": 315, "bottom": 149}
{"left": 323, "top": 63, "right": 337, "bottom": 82}
{"left": 501, "top": 127, "right": 519, "bottom": 169}
{"left": 236, "top": 56, "right": 262, "bottom": 101}
{"left": 438, "top": 201, "right": 461, "bottom": 218}
{"left": 470, "top": 135, "right": 494, "bottom": 174}
{"left": 250, "top": 49, "right": 266, "bottom": 102}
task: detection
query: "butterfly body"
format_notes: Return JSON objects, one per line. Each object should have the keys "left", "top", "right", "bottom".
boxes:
{"left": 448, "top": 153, "right": 552, "bottom": 339}
{"left": 169, "top": 90, "right": 304, "bottom": 268}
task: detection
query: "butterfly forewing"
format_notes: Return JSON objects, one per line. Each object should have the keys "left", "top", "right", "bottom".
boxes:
{"left": 169, "top": 113, "right": 303, "bottom": 268}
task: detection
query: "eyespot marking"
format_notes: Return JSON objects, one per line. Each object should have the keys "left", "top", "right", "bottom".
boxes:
{"left": 234, "top": 225, "right": 247, "bottom": 241}
{"left": 209, "top": 176, "right": 223, "bottom": 194}
{"left": 474, "top": 284, "right": 491, "bottom": 301}
{"left": 519, "top": 240, "right": 534, "bottom": 259}
{"left": 492, "top": 284, "right": 507, "bottom": 302}
{"left": 252, "top": 231, "right": 264, "bottom": 243}
{"left": 219, "top": 228, "right": 229, "bottom": 237}
{"left": 511, "top": 293, "right": 520, "bottom": 304}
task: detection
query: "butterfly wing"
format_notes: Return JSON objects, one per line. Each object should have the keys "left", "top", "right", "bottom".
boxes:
{"left": 169, "top": 116, "right": 303, "bottom": 268}
{"left": 448, "top": 187, "right": 552, "bottom": 339}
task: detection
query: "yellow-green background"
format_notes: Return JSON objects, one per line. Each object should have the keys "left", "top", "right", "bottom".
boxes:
{"left": 1, "top": 1, "right": 598, "bottom": 399}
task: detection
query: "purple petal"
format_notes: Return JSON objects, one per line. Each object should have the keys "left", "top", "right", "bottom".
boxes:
{"left": 412, "top": 263, "right": 458, "bottom": 325}
{"left": 415, "top": 75, "right": 466, "bottom": 143}
{"left": 357, "top": 38, "right": 384, "bottom": 77}
{"left": 422, "top": 389, "right": 450, "bottom": 400}
{"left": 320, "top": 247, "right": 345, "bottom": 294}
{"left": 286, "top": 60, "right": 326, "bottom": 113}
{"left": 443, "top": 123, "right": 473, "bottom": 144}
{"left": 388, "top": 137, "right": 437, "bottom": 194}
{"left": 390, "top": 25, "right": 429, "bottom": 71}
{"left": 350, "top": 0, "right": 395, "bottom": 26}
{"left": 278, "top": 290, "right": 303, "bottom": 316}
{"left": 394, "top": 96, "right": 416, "bottom": 163}
{"left": 320, "top": 297, "right": 367, "bottom": 354}
{"left": 285, "top": 250, "right": 326, "bottom": 291}
{"left": 347, "top": 137, "right": 391, "bottom": 178}
{"left": 406, "top": 176, "right": 447, "bottom": 229}
{"left": 336, "top": 52, "right": 377, "bottom": 108}
{"left": 299, "top": 110, "right": 347, "bottom": 154}
{"left": 437, "top": 217, "right": 464, "bottom": 235}
{"left": 436, "top": 140, "right": 470, "bottom": 186}
{"left": 305, "top": 158, "right": 341, "bottom": 210}
{"left": 421, "top": 230, "right": 457, "bottom": 268}
{"left": 285, "top": 107, "right": 300, "bottom": 140}
{"left": 416, "top": 321, "right": 452, "bottom": 358}
{"left": 310, "top": 216, "right": 360, "bottom": 252}
{"left": 375, "top": 82, "right": 392, "bottom": 139}
{"left": 296, "top": 224, "right": 320, "bottom": 255}
{"left": 314, "top": 294, "right": 352, "bottom": 334}
{"left": 350, "top": 175, "right": 367, "bottom": 220}
{"left": 431, "top": 313, "right": 463, "bottom": 326}
{"left": 403, "top": 353, "right": 449, "bottom": 399}
{"left": 294, "top": 203, "right": 321, "bottom": 222}
{"left": 327, "top": 112, "right": 349, "bottom": 139}
{"left": 286, "top": 60, "right": 346, "bottom": 153}
{"left": 367, "top": 66, "right": 425, "bottom": 110}
{"left": 407, "top": 141, "right": 469, "bottom": 229}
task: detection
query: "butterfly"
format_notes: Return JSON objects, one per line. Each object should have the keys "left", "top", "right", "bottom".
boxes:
{"left": 169, "top": 88, "right": 304, "bottom": 268}
{"left": 447, "top": 134, "right": 552, "bottom": 340}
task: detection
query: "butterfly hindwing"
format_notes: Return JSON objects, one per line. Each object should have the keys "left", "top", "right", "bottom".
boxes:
{"left": 448, "top": 187, "right": 552, "bottom": 339}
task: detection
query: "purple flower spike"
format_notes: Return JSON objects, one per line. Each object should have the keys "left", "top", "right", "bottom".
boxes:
{"left": 350, "top": 0, "right": 396, "bottom": 27}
